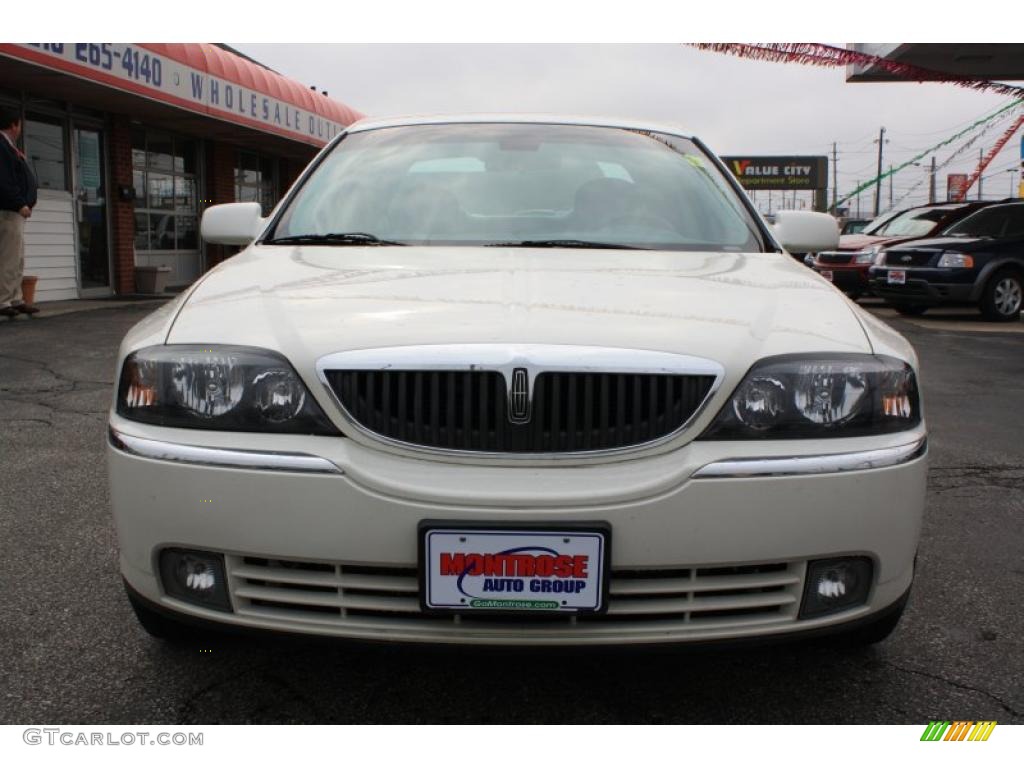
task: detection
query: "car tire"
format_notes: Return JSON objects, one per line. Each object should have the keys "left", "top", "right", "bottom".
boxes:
{"left": 893, "top": 303, "right": 928, "bottom": 316}
{"left": 127, "top": 589, "right": 205, "bottom": 644}
{"left": 980, "top": 268, "right": 1023, "bottom": 322}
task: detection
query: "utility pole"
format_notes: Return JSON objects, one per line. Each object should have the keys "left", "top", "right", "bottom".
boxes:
{"left": 928, "top": 156, "right": 936, "bottom": 204}
{"left": 831, "top": 141, "right": 838, "bottom": 213}
{"left": 978, "top": 147, "right": 984, "bottom": 200}
{"left": 768, "top": 190, "right": 772, "bottom": 214}
{"left": 855, "top": 180, "right": 861, "bottom": 218}
{"left": 888, "top": 164, "right": 893, "bottom": 211}
{"left": 1009, "top": 170, "right": 1017, "bottom": 198}
{"left": 873, "top": 126, "right": 886, "bottom": 216}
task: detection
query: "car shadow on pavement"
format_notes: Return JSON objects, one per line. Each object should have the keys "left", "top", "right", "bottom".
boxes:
{"left": 151, "top": 630, "right": 902, "bottom": 724}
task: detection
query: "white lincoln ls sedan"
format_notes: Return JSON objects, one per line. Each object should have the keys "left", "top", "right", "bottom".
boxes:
{"left": 108, "top": 115, "right": 927, "bottom": 646}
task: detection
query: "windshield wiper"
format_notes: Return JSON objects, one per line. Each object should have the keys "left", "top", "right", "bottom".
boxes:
{"left": 484, "top": 239, "right": 647, "bottom": 250}
{"left": 263, "top": 232, "right": 406, "bottom": 246}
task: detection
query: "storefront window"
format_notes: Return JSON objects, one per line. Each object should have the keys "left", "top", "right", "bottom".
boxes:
{"left": 23, "top": 114, "right": 67, "bottom": 191}
{"left": 236, "top": 151, "right": 279, "bottom": 215}
{"left": 132, "top": 129, "right": 199, "bottom": 252}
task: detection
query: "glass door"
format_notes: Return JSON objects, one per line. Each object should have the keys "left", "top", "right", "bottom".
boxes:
{"left": 73, "top": 126, "right": 111, "bottom": 293}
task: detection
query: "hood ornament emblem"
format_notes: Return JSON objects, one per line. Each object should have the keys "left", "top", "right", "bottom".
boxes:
{"left": 509, "top": 368, "right": 531, "bottom": 424}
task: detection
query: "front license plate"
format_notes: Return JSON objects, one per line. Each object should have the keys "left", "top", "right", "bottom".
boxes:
{"left": 888, "top": 269, "right": 907, "bottom": 285}
{"left": 820, "top": 270, "right": 834, "bottom": 282}
{"left": 420, "top": 522, "right": 610, "bottom": 613}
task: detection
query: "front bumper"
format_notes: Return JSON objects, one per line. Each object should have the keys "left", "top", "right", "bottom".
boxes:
{"left": 814, "top": 264, "right": 870, "bottom": 294}
{"left": 869, "top": 268, "right": 977, "bottom": 305}
{"left": 109, "top": 419, "right": 927, "bottom": 646}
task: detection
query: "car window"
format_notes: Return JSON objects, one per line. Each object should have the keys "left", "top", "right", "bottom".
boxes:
{"left": 873, "top": 207, "right": 955, "bottom": 238}
{"left": 270, "top": 123, "right": 764, "bottom": 251}
{"left": 943, "top": 205, "right": 1024, "bottom": 238}
{"left": 1002, "top": 205, "right": 1024, "bottom": 237}
{"left": 861, "top": 210, "right": 901, "bottom": 235}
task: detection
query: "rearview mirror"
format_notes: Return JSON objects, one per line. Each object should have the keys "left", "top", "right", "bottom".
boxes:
{"left": 772, "top": 211, "right": 839, "bottom": 254}
{"left": 201, "top": 202, "right": 265, "bottom": 246}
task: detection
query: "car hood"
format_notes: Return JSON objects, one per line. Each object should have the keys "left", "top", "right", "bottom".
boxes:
{"left": 836, "top": 233, "right": 928, "bottom": 251}
{"left": 882, "top": 236, "right": 978, "bottom": 252}
{"left": 165, "top": 246, "right": 872, "bottom": 371}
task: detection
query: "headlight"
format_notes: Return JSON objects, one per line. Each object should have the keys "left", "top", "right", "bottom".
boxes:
{"left": 700, "top": 354, "right": 920, "bottom": 439}
{"left": 854, "top": 246, "right": 881, "bottom": 265}
{"left": 937, "top": 252, "right": 974, "bottom": 269}
{"left": 117, "top": 345, "right": 340, "bottom": 434}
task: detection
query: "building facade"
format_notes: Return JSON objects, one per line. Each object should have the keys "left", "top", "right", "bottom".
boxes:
{"left": 0, "top": 43, "right": 362, "bottom": 302}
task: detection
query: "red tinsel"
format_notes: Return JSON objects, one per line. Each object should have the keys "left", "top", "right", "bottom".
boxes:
{"left": 954, "top": 113, "right": 1024, "bottom": 200}
{"left": 691, "top": 43, "right": 1024, "bottom": 99}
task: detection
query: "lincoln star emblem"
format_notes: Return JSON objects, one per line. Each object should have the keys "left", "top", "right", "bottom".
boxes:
{"left": 509, "top": 368, "right": 531, "bottom": 423}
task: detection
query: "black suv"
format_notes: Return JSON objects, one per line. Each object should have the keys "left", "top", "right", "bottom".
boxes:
{"left": 868, "top": 201, "right": 1024, "bottom": 322}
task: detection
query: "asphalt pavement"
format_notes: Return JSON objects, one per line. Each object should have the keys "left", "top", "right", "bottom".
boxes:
{"left": 0, "top": 302, "right": 1021, "bottom": 724}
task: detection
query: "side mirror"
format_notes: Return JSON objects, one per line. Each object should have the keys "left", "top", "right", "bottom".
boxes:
{"left": 201, "top": 203, "right": 265, "bottom": 246}
{"left": 772, "top": 211, "right": 839, "bottom": 254}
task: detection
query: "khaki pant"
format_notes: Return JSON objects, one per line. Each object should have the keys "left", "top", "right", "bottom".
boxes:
{"left": 0, "top": 209, "right": 25, "bottom": 308}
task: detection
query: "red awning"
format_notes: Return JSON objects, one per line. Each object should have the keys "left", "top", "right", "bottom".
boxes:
{"left": 142, "top": 43, "right": 364, "bottom": 128}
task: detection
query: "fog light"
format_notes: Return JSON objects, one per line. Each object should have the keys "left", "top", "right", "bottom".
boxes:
{"left": 158, "top": 549, "right": 231, "bottom": 612}
{"left": 799, "top": 557, "right": 873, "bottom": 619}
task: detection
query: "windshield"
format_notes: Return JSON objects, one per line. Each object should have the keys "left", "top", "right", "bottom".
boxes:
{"left": 269, "top": 123, "right": 764, "bottom": 251}
{"left": 871, "top": 207, "right": 957, "bottom": 238}
{"left": 943, "top": 204, "right": 1024, "bottom": 238}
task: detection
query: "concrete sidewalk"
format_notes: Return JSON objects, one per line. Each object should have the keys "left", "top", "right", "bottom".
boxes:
{"left": 5, "top": 296, "right": 172, "bottom": 321}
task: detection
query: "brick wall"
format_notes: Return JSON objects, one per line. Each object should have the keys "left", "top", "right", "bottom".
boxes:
{"left": 204, "top": 140, "right": 239, "bottom": 268}
{"left": 108, "top": 115, "right": 135, "bottom": 295}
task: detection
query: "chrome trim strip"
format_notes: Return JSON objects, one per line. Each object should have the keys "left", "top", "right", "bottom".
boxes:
{"left": 108, "top": 429, "right": 342, "bottom": 475}
{"left": 692, "top": 439, "right": 926, "bottom": 479}
{"left": 314, "top": 344, "right": 725, "bottom": 460}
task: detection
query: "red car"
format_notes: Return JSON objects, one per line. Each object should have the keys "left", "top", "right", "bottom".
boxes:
{"left": 812, "top": 202, "right": 990, "bottom": 298}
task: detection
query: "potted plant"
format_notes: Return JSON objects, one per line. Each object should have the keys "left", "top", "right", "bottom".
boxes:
{"left": 134, "top": 265, "right": 172, "bottom": 294}
{"left": 21, "top": 275, "right": 38, "bottom": 306}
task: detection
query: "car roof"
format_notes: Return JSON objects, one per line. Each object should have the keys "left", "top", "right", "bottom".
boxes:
{"left": 345, "top": 113, "right": 696, "bottom": 138}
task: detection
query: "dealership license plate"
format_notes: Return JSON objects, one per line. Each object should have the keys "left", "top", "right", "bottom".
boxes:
{"left": 820, "top": 270, "right": 834, "bottom": 282}
{"left": 420, "top": 523, "right": 610, "bottom": 613}
{"left": 888, "top": 269, "right": 907, "bottom": 285}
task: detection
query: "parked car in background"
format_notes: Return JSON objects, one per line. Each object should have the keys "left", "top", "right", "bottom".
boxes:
{"left": 811, "top": 202, "right": 990, "bottom": 299}
{"left": 869, "top": 200, "right": 1024, "bottom": 321}
{"left": 107, "top": 115, "right": 926, "bottom": 649}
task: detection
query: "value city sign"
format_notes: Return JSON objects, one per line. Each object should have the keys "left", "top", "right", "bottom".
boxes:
{"left": 722, "top": 156, "right": 828, "bottom": 191}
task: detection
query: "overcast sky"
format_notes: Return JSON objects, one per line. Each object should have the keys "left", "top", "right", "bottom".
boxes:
{"left": 236, "top": 44, "right": 1023, "bottom": 214}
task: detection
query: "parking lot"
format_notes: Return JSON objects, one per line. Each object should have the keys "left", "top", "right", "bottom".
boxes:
{"left": 0, "top": 300, "right": 1021, "bottom": 725}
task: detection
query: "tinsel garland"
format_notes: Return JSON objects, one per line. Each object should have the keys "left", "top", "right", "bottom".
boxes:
{"left": 690, "top": 44, "right": 1024, "bottom": 99}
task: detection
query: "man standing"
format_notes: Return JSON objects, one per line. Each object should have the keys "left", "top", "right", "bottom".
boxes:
{"left": 0, "top": 107, "right": 39, "bottom": 317}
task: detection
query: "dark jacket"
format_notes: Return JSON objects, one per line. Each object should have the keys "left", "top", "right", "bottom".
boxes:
{"left": 0, "top": 135, "right": 38, "bottom": 213}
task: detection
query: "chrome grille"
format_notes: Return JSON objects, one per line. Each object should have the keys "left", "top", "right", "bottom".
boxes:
{"left": 227, "top": 555, "right": 804, "bottom": 638}
{"left": 322, "top": 370, "right": 715, "bottom": 454}
{"left": 881, "top": 248, "right": 940, "bottom": 267}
